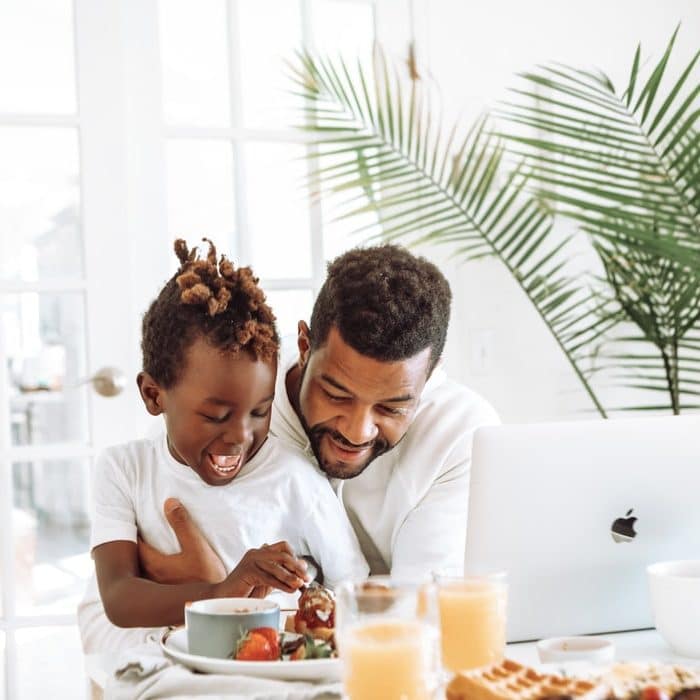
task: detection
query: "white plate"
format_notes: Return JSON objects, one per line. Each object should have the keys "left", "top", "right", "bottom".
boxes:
{"left": 160, "top": 628, "right": 341, "bottom": 682}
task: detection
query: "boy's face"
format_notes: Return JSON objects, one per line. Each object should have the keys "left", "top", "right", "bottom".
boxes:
{"left": 138, "top": 336, "right": 276, "bottom": 486}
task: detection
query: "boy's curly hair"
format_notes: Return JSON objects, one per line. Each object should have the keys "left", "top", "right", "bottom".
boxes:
{"left": 309, "top": 244, "right": 451, "bottom": 372}
{"left": 142, "top": 238, "right": 279, "bottom": 388}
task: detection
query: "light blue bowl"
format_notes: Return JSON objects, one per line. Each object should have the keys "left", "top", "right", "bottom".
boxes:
{"left": 185, "top": 597, "right": 280, "bottom": 659}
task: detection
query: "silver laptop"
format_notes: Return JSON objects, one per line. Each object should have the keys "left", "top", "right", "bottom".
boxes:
{"left": 465, "top": 415, "right": 700, "bottom": 642}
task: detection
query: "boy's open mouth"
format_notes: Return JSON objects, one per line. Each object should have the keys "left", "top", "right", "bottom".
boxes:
{"left": 207, "top": 452, "right": 243, "bottom": 476}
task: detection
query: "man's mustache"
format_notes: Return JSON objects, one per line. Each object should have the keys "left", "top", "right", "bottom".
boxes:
{"left": 310, "top": 426, "right": 375, "bottom": 450}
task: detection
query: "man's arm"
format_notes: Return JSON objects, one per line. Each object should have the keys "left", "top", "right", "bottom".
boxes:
{"left": 390, "top": 459, "right": 469, "bottom": 580}
{"left": 390, "top": 388, "right": 500, "bottom": 580}
{"left": 137, "top": 498, "right": 227, "bottom": 585}
{"left": 300, "top": 478, "right": 369, "bottom": 588}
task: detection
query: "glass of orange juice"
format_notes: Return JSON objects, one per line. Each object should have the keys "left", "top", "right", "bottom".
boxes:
{"left": 435, "top": 572, "right": 507, "bottom": 672}
{"left": 335, "top": 578, "right": 441, "bottom": 700}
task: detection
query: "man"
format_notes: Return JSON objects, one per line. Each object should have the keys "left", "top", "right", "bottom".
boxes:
{"left": 139, "top": 244, "right": 498, "bottom": 583}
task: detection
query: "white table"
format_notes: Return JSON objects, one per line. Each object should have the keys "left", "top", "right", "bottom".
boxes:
{"left": 85, "top": 628, "right": 694, "bottom": 698}
{"left": 506, "top": 629, "right": 691, "bottom": 666}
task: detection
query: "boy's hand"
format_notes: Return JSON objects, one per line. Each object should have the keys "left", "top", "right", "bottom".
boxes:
{"left": 220, "top": 542, "right": 309, "bottom": 597}
{"left": 138, "top": 498, "right": 226, "bottom": 584}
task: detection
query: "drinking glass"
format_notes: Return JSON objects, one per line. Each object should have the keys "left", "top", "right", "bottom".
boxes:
{"left": 335, "top": 578, "right": 441, "bottom": 700}
{"left": 435, "top": 572, "right": 507, "bottom": 672}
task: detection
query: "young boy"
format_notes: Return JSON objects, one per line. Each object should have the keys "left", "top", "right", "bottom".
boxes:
{"left": 78, "top": 239, "right": 368, "bottom": 653}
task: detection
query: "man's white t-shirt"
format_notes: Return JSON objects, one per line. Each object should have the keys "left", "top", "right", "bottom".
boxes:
{"left": 78, "top": 433, "right": 368, "bottom": 654}
{"left": 270, "top": 348, "right": 499, "bottom": 581}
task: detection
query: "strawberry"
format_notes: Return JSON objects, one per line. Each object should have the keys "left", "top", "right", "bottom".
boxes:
{"left": 250, "top": 627, "right": 280, "bottom": 658}
{"left": 640, "top": 687, "right": 670, "bottom": 700}
{"left": 234, "top": 627, "right": 280, "bottom": 661}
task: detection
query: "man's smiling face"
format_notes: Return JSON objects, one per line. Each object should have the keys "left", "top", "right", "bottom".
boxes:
{"left": 297, "top": 326, "right": 431, "bottom": 479}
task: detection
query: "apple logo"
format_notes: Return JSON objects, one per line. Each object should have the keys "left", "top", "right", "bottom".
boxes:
{"left": 611, "top": 508, "right": 637, "bottom": 543}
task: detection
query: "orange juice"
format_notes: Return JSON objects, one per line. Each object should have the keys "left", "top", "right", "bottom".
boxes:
{"left": 438, "top": 580, "right": 506, "bottom": 671}
{"left": 342, "top": 619, "right": 436, "bottom": 700}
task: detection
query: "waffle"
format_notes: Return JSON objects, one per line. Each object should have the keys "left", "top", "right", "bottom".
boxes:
{"left": 595, "top": 662, "right": 700, "bottom": 699}
{"left": 446, "top": 659, "right": 609, "bottom": 700}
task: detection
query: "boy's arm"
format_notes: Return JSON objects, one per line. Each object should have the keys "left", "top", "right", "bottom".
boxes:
{"left": 96, "top": 539, "right": 309, "bottom": 628}
{"left": 95, "top": 540, "right": 217, "bottom": 627}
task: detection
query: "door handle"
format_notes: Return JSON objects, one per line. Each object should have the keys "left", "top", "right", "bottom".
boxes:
{"left": 77, "top": 366, "right": 126, "bottom": 397}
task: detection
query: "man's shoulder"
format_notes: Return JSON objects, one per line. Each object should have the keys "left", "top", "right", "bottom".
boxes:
{"left": 387, "top": 375, "right": 499, "bottom": 481}
{"left": 417, "top": 373, "right": 500, "bottom": 429}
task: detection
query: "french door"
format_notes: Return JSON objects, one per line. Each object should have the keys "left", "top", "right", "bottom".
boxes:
{"left": 0, "top": 2, "right": 143, "bottom": 697}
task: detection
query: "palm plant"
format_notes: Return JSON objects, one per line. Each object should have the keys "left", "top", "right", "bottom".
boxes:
{"left": 593, "top": 238, "right": 700, "bottom": 412}
{"left": 497, "top": 27, "right": 700, "bottom": 412}
{"left": 288, "top": 30, "right": 699, "bottom": 415}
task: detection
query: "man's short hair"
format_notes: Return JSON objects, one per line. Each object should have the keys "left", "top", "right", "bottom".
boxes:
{"left": 309, "top": 244, "right": 452, "bottom": 371}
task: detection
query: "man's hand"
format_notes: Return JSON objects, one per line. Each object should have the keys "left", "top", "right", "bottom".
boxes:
{"left": 138, "top": 498, "right": 227, "bottom": 584}
{"left": 216, "top": 542, "right": 309, "bottom": 598}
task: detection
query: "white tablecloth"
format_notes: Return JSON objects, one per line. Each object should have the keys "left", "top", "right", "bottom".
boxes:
{"left": 85, "top": 629, "right": 695, "bottom": 700}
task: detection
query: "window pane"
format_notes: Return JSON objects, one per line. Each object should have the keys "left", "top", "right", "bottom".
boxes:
{"left": 238, "top": 0, "right": 303, "bottom": 129}
{"left": 244, "top": 143, "right": 311, "bottom": 279}
{"left": 0, "top": 0, "right": 76, "bottom": 114}
{"left": 265, "top": 289, "right": 314, "bottom": 340}
{"left": 159, "top": 0, "right": 231, "bottom": 127}
{"left": 16, "top": 627, "right": 85, "bottom": 700}
{"left": 310, "top": 0, "right": 374, "bottom": 59}
{"left": 3, "top": 292, "right": 89, "bottom": 446}
{"left": 166, "top": 139, "right": 236, "bottom": 246}
{"left": 0, "top": 127, "right": 81, "bottom": 283}
{"left": 13, "top": 459, "right": 91, "bottom": 616}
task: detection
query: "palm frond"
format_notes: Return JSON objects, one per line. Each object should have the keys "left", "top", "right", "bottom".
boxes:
{"left": 587, "top": 234, "right": 700, "bottom": 412}
{"left": 289, "top": 48, "right": 620, "bottom": 416}
{"left": 497, "top": 39, "right": 699, "bottom": 261}
{"left": 497, "top": 28, "right": 700, "bottom": 412}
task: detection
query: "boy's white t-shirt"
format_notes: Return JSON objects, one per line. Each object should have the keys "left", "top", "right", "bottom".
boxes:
{"left": 78, "top": 433, "right": 368, "bottom": 654}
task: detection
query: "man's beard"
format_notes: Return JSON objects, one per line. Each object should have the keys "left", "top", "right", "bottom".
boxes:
{"left": 294, "top": 362, "right": 392, "bottom": 478}
{"left": 306, "top": 424, "right": 391, "bottom": 479}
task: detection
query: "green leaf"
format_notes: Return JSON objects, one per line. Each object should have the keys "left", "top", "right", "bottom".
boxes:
{"left": 626, "top": 43, "right": 642, "bottom": 107}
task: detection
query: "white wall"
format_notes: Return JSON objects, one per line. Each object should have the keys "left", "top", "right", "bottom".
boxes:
{"left": 405, "top": 0, "right": 700, "bottom": 423}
